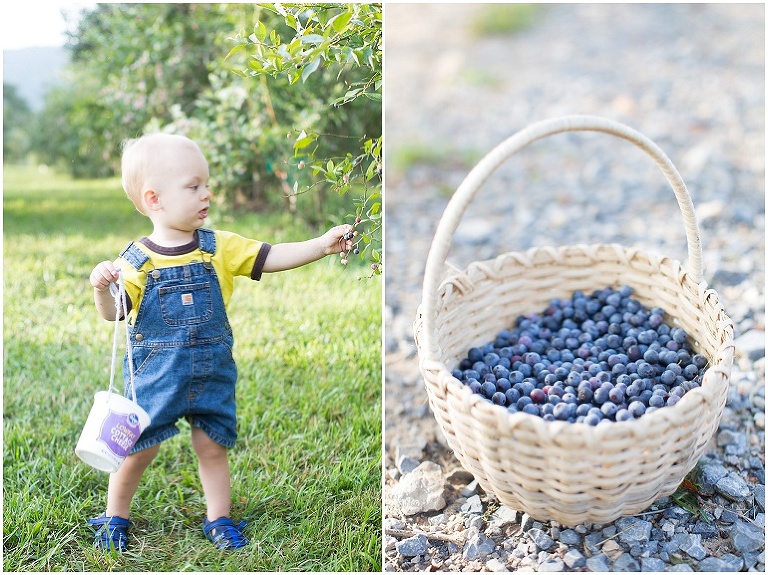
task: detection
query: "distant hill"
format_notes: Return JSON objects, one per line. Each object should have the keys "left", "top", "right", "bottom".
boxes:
{"left": 3, "top": 46, "right": 69, "bottom": 111}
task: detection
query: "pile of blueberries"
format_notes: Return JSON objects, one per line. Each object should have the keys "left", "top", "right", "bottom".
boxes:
{"left": 453, "top": 286, "right": 709, "bottom": 424}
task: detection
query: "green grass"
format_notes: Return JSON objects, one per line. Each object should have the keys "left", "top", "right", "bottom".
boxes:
{"left": 3, "top": 165, "right": 382, "bottom": 571}
{"left": 469, "top": 4, "right": 543, "bottom": 36}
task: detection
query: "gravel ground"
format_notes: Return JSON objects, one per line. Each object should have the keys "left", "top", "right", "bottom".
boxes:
{"left": 383, "top": 4, "right": 764, "bottom": 572}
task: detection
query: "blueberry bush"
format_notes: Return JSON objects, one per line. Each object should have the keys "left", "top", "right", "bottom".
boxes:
{"left": 228, "top": 3, "right": 382, "bottom": 277}
{"left": 453, "top": 286, "right": 709, "bottom": 424}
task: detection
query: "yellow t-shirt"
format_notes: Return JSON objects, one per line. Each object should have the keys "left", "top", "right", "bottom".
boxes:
{"left": 115, "top": 229, "right": 271, "bottom": 324}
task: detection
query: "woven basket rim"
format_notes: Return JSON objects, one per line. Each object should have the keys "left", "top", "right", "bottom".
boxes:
{"left": 416, "top": 242, "right": 736, "bottom": 440}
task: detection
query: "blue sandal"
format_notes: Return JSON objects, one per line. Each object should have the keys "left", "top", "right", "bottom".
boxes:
{"left": 203, "top": 516, "right": 249, "bottom": 549}
{"left": 87, "top": 514, "right": 130, "bottom": 551}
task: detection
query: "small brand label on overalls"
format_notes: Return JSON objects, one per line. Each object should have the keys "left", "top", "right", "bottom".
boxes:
{"left": 181, "top": 293, "right": 194, "bottom": 306}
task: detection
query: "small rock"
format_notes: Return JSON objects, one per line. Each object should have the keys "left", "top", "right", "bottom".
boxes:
{"left": 612, "top": 553, "right": 640, "bottom": 572}
{"left": 428, "top": 513, "right": 447, "bottom": 526}
{"left": 396, "top": 534, "right": 428, "bottom": 557}
{"left": 730, "top": 519, "right": 764, "bottom": 553}
{"left": 615, "top": 517, "right": 652, "bottom": 546}
{"left": 734, "top": 329, "right": 765, "bottom": 362}
{"left": 699, "top": 462, "right": 729, "bottom": 495}
{"left": 690, "top": 520, "right": 719, "bottom": 539}
{"left": 528, "top": 528, "right": 555, "bottom": 551}
{"left": 460, "top": 479, "right": 479, "bottom": 497}
{"left": 519, "top": 513, "right": 534, "bottom": 532}
{"left": 397, "top": 455, "right": 421, "bottom": 474}
{"left": 467, "top": 515, "right": 484, "bottom": 531}
{"left": 679, "top": 533, "right": 707, "bottom": 560}
{"left": 584, "top": 531, "right": 603, "bottom": 554}
{"left": 754, "top": 484, "right": 765, "bottom": 512}
{"left": 485, "top": 558, "right": 508, "bottom": 572}
{"left": 697, "top": 554, "right": 743, "bottom": 572}
{"left": 664, "top": 505, "right": 692, "bottom": 522}
{"left": 538, "top": 558, "right": 565, "bottom": 571}
{"left": 563, "top": 548, "right": 586, "bottom": 568}
{"left": 666, "top": 563, "right": 694, "bottom": 571}
{"left": 389, "top": 461, "right": 446, "bottom": 515}
{"left": 585, "top": 552, "right": 612, "bottom": 572}
{"left": 461, "top": 494, "right": 483, "bottom": 514}
{"left": 743, "top": 549, "right": 762, "bottom": 570}
{"left": 559, "top": 528, "right": 581, "bottom": 545}
{"left": 720, "top": 509, "right": 739, "bottom": 524}
{"left": 640, "top": 557, "right": 666, "bottom": 572}
{"left": 462, "top": 532, "right": 496, "bottom": 561}
{"left": 489, "top": 505, "right": 517, "bottom": 526}
{"left": 601, "top": 539, "right": 622, "bottom": 560}
{"left": 716, "top": 472, "right": 751, "bottom": 501}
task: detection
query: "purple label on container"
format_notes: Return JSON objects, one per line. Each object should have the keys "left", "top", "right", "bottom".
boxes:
{"left": 97, "top": 409, "right": 143, "bottom": 457}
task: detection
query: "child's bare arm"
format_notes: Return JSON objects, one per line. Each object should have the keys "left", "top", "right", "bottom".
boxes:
{"left": 262, "top": 224, "right": 354, "bottom": 273}
{"left": 90, "top": 261, "right": 121, "bottom": 321}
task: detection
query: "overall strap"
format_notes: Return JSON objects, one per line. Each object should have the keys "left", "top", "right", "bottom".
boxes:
{"left": 119, "top": 242, "right": 150, "bottom": 270}
{"left": 197, "top": 228, "right": 217, "bottom": 255}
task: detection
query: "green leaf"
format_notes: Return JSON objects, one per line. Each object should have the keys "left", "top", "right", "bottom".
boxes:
{"left": 293, "top": 132, "right": 317, "bottom": 152}
{"left": 300, "top": 34, "right": 324, "bottom": 44}
{"left": 224, "top": 44, "right": 246, "bottom": 60}
{"left": 329, "top": 11, "right": 353, "bottom": 34}
{"left": 253, "top": 21, "right": 268, "bottom": 43}
{"left": 301, "top": 57, "right": 322, "bottom": 83}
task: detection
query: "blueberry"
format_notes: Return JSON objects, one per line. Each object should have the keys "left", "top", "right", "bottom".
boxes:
{"left": 496, "top": 378, "right": 511, "bottom": 393}
{"left": 660, "top": 370, "right": 677, "bottom": 385}
{"left": 468, "top": 347, "right": 483, "bottom": 363}
{"left": 522, "top": 403, "right": 540, "bottom": 416}
{"left": 456, "top": 286, "right": 702, "bottom": 423}
{"left": 649, "top": 394, "right": 665, "bottom": 408}
{"left": 636, "top": 361, "right": 654, "bottom": 378}
{"left": 530, "top": 388, "right": 547, "bottom": 404}
{"left": 481, "top": 381, "right": 496, "bottom": 398}
{"left": 517, "top": 396, "right": 533, "bottom": 409}
{"left": 583, "top": 412, "right": 601, "bottom": 426}
{"left": 593, "top": 387, "right": 610, "bottom": 405}
{"left": 683, "top": 364, "right": 698, "bottom": 380}
{"left": 608, "top": 387, "right": 625, "bottom": 404}
{"left": 692, "top": 354, "right": 708, "bottom": 369}
{"left": 643, "top": 349, "right": 660, "bottom": 364}
{"left": 615, "top": 409, "right": 633, "bottom": 422}
{"left": 628, "top": 401, "right": 646, "bottom": 418}
{"left": 553, "top": 402, "right": 572, "bottom": 420}
{"left": 577, "top": 385, "right": 593, "bottom": 403}
{"left": 601, "top": 402, "right": 618, "bottom": 419}
{"left": 505, "top": 388, "right": 521, "bottom": 404}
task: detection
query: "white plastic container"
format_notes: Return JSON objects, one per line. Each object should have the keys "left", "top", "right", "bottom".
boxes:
{"left": 75, "top": 391, "right": 151, "bottom": 473}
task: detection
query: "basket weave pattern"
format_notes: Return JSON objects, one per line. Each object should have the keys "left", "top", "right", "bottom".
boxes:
{"left": 415, "top": 116, "right": 735, "bottom": 526}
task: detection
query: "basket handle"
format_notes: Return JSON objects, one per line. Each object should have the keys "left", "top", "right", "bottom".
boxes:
{"left": 420, "top": 115, "right": 703, "bottom": 355}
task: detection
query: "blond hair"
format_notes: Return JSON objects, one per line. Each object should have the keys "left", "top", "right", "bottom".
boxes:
{"left": 120, "top": 133, "right": 202, "bottom": 214}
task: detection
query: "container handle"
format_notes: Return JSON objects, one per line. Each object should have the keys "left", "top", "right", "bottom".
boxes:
{"left": 420, "top": 115, "right": 703, "bottom": 356}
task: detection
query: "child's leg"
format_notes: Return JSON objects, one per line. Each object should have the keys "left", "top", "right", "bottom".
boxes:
{"left": 191, "top": 426, "right": 232, "bottom": 520}
{"left": 106, "top": 444, "right": 160, "bottom": 518}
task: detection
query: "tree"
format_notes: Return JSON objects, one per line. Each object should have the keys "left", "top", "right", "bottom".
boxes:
{"left": 228, "top": 3, "right": 382, "bottom": 276}
{"left": 3, "top": 84, "right": 32, "bottom": 163}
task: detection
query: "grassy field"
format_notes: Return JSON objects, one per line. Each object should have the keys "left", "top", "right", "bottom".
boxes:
{"left": 3, "top": 165, "right": 382, "bottom": 571}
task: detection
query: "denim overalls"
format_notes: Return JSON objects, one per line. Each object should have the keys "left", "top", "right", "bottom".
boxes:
{"left": 119, "top": 229, "right": 238, "bottom": 453}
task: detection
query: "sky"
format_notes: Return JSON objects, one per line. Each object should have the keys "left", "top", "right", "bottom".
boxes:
{"left": 1, "top": 2, "right": 95, "bottom": 51}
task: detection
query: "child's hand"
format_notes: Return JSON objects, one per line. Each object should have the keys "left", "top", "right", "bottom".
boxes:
{"left": 90, "top": 261, "right": 119, "bottom": 291}
{"left": 325, "top": 224, "right": 355, "bottom": 256}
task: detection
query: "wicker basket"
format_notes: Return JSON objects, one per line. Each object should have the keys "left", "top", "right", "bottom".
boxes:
{"left": 414, "top": 115, "right": 735, "bottom": 526}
